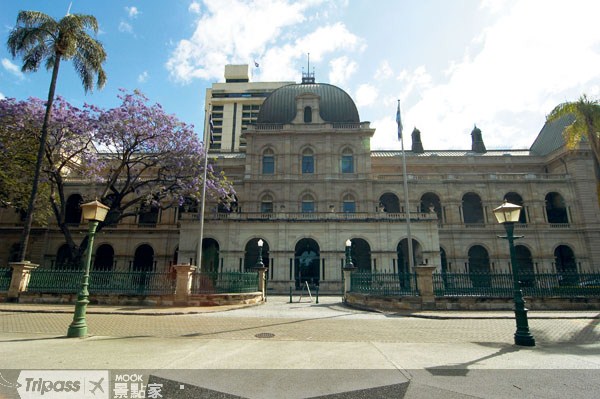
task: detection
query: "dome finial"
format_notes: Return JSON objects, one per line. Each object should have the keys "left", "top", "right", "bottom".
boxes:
{"left": 302, "top": 52, "right": 315, "bottom": 84}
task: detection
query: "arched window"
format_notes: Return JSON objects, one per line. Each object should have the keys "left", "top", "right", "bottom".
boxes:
{"left": 420, "top": 192, "right": 442, "bottom": 221}
{"left": 462, "top": 192, "right": 484, "bottom": 224}
{"left": 65, "top": 194, "right": 83, "bottom": 224}
{"left": 260, "top": 194, "right": 273, "bottom": 213}
{"left": 138, "top": 201, "right": 159, "bottom": 226}
{"left": 262, "top": 148, "right": 275, "bottom": 174}
{"left": 342, "top": 193, "right": 356, "bottom": 213}
{"left": 303, "top": 106, "right": 312, "bottom": 123}
{"left": 468, "top": 245, "right": 490, "bottom": 287}
{"left": 341, "top": 148, "right": 354, "bottom": 173}
{"left": 133, "top": 244, "right": 154, "bottom": 272}
{"left": 546, "top": 192, "right": 568, "bottom": 223}
{"left": 302, "top": 148, "right": 314, "bottom": 174}
{"left": 301, "top": 193, "right": 315, "bottom": 213}
{"left": 93, "top": 244, "right": 114, "bottom": 271}
{"left": 504, "top": 192, "right": 527, "bottom": 223}
{"left": 379, "top": 192, "right": 400, "bottom": 213}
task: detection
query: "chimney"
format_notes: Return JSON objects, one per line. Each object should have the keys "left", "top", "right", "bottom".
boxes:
{"left": 411, "top": 127, "right": 424, "bottom": 153}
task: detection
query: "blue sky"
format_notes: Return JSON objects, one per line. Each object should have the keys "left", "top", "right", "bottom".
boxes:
{"left": 1, "top": 0, "right": 599, "bottom": 151}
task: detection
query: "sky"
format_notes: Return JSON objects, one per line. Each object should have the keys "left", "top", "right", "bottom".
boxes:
{"left": 0, "top": 0, "right": 599, "bottom": 151}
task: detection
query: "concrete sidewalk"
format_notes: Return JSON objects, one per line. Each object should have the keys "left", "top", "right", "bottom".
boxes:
{"left": 0, "top": 296, "right": 598, "bottom": 398}
{"left": 1, "top": 295, "right": 598, "bottom": 318}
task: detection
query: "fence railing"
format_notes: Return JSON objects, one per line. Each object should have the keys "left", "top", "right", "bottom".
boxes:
{"left": 350, "top": 272, "right": 419, "bottom": 296}
{"left": 433, "top": 272, "right": 600, "bottom": 298}
{"left": 0, "top": 268, "right": 12, "bottom": 292}
{"left": 26, "top": 269, "right": 175, "bottom": 296}
{"left": 191, "top": 271, "right": 258, "bottom": 294}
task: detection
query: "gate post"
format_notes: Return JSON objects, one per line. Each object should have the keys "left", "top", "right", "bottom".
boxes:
{"left": 416, "top": 265, "right": 437, "bottom": 308}
{"left": 173, "top": 264, "right": 196, "bottom": 305}
{"left": 7, "top": 261, "right": 38, "bottom": 302}
{"left": 255, "top": 267, "right": 268, "bottom": 302}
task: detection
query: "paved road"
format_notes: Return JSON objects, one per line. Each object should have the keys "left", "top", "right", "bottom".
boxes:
{"left": 0, "top": 296, "right": 599, "bottom": 398}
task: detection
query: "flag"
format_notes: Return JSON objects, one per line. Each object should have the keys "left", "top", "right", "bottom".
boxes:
{"left": 254, "top": 60, "right": 259, "bottom": 68}
{"left": 396, "top": 101, "right": 403, "bottom": 140}
{"left": 208, "top": 114, "right": 214, "bottom": 145}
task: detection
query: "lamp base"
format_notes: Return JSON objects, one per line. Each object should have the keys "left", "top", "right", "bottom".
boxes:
{"left": 514, "top": 332, "right": 536, "bottom": 347}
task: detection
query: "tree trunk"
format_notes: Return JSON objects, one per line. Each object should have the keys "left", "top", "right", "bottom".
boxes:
{"left": 18, "top": 55, "right": 62, "bottom": 262}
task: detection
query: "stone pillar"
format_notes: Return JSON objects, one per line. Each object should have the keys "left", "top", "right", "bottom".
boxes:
{"left": 255, "top": 267, "right": 268, "bottom": 301}
{"left": 342, "top": 266, "right": 356, "bottom": 301}
{"left": 415, "top": 265, "right": 437, "bottom": 308}
{"left": 7, "top": 261, "right": 39, "bottom": 302}
{"left": 173, "top": 264, "right": 196, "bottom": 305}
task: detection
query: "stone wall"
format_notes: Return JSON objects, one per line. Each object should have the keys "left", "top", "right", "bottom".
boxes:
{"left": 346, "top": 293, "right": 600, "bottom": 312}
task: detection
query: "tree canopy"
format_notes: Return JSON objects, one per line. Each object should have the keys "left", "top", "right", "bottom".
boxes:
{"left": 7, "top": 10, "right": 107, "bottom": 261}
{"left": 0, "top": 91, "right": 235, "bottom": 266}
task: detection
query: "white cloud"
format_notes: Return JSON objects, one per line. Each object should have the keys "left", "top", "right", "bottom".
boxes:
{"left": 137, "top": 71, "right": 149, "bottom": 83}
{"left": 2, "top": 58, "right": 24, "bottom": 79}
{"left": 374, "top": 60, "right": 393, "bottom": 80}
{"left": 189, "top": 2, "right": 201, "bottom": 14}
{"left": 388, "top": 0, "right": 600, "bottom": 150}
{"left": 125, "top": 6, "right": 139, "bottom": 18}
{"left": 355, "top": 84, "right": 377, "bottom": 108}
{"left": 0, "top": 92, "right": 5, "bottom": 100}
{"left": 329, "top": 56, "right": 357, "bottom": 85}
{"left": 166, "top": 0, "right": 364, "bottom": 84}
{"left": 118, "top": 21, "right": 133, "bottom": 33}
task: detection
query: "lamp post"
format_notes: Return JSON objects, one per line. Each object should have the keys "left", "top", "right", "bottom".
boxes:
{"left": 256, "top": 239, "right": 264, "bottom": 268}
{"left": 493, "top": 200, "right": 535, "bottom": 347}
{"left": 345, "top": 239, "right": 353, "bottom": 268}
{"left": 67, "top": 200, "right": 109, "bottom": 338}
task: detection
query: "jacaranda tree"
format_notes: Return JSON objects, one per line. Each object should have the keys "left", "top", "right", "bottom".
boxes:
{"left": 0, "top": 91, "right": 235, "bottom": 267}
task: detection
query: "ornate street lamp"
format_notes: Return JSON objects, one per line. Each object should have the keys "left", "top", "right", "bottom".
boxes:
{"left": 493, "top": 200, "right": 535, "bottom": 346}
{"left": 256, "top": 239, "right": 265, "bottom": 268}
{"left": 67, "top": 200, "right": 109, "bottom": 338}
{"left": 345, "top": 239, "right": 353, "bottom": 268}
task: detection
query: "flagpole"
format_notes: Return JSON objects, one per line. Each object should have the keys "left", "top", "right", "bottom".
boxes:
{"left": 196, "top": 107, "right": 211, "bottom": 271}
{"left": 397, "top": 100, "right": 415, "bottom": 274}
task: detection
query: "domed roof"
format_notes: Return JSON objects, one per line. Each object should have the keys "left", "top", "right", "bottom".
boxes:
{"left": 256, "top": 83, "right": 360, "bottom": 124}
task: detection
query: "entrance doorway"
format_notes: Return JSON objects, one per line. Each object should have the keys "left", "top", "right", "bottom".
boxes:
{"left": 295, "top": 238, "right": 320, "bottom": 288}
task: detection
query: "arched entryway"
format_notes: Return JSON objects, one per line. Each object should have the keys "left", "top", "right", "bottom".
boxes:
{"left": 468, "top": 245, "right": 490, "bottom": 287}
{"left": 504, "top": 192, "right": 527, "bottom": 223}
{"left": 515, "top": 245, "right": 534, "bottom": 287}
{"left": 462, "top": 192, "right": 484, "bottom": 224}
{"left": 295, "top": 238, "right": 320, "bottom": 288}
{"left": 55, "top": 244, "right": 76, "bottom": 269}
{"left": 133, "top": 244, "right": 154, "bottom": 271}
{"left": 201, "top": 238, "right": 220, "bottom": 273}
{"left": 244, "top": 238, "right": 270, "bottom": 271}
{"left": 396, "top": 238, "right": 420, "bottom": 288}
{"left": 555, "top": 244, "right": 577, "bottom": 285}
{"left": 93, "top": 244, "right": 114, "bottom": 271}
{"left": 420, "top": 192, "right": 442, "bottom": 222}
{"left": 349, "top": 238, "right": 371, "bottom": 271}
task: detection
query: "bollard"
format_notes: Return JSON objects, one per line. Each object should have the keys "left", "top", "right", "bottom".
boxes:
{"left": 289, "top": 286, "right": 292, "bottom": 303}
{"left": 316, "top": 286, "right": 319, "bottom": 304}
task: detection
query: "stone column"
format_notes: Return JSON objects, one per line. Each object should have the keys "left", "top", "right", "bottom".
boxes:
{"left": 415, "top": 265, "right": 437, "bottom": 308}
{"left": 173, "top": 264, "right": 196, "bottom": 305}
{"left": 7, "top": 261, "right": 39, "bottom": 302}
{"left": 255, "top": 267, "right": 268, "bottom": 301}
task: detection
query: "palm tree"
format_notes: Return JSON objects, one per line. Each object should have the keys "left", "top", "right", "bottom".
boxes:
{"left": 547, "top": 94, "right": 600, "bottom": 167}
{"left": 7, "top": 10, "right": 107, "bottom": 262}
